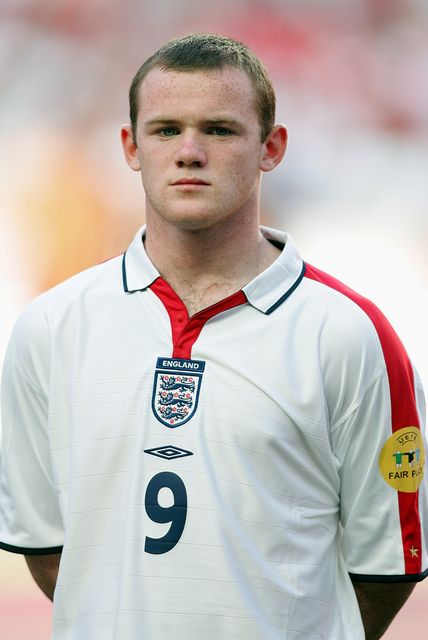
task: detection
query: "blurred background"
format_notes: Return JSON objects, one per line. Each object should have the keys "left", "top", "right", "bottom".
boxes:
{"left": 0, "top": 0, "right": 427, "bottom": 637}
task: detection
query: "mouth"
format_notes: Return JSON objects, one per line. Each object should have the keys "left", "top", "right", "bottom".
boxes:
{"left": 171, "top": 178, "right": 210, "bottom": 186}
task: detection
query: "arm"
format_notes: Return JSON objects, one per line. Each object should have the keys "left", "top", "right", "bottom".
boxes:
{"left": 352, "top": 581, "right": 416, "bottom": 640}
{"left": 24, "top": 552, "right": 61, "bottom": 601}
{"left": 1, "top": 322, "right": 64, "bottom": 603}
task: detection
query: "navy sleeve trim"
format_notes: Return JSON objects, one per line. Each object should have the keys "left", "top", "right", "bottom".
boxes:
{"left": 349, "top": 568, "right": 428, "bottom": 583}
{"left": 0, "top": 541, "right": 63, "bottom": 555}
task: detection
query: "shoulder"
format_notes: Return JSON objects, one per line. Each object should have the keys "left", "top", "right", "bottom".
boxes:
{"left": 298, "top": 263, "right": 414, "bottom": 425}
{"left": 301, "top": 262, "right": 404, "bottom": 364}
{"left": 16, "top": 254, "right": 123, "bottom": 321}
{"left": 8, "top": 255, "right": 123, "bottom": 358}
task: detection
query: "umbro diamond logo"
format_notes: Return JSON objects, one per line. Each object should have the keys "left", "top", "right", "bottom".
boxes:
{"left": 143, "top": 445, "right": 194, "bottom": 460}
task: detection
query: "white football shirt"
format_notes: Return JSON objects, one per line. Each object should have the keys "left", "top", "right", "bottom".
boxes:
{"left": 1, "top": 226, "right": 427, "bottom": 639}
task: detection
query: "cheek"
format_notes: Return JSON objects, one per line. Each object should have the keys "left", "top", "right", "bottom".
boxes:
{"left": 139, "top": 168, "right": 161, "bottom": 203}
{"left": 227, "top": 156, "right": 261, "bottom": 191}
{"left": 139, "top": 154, "right": 164, "bottom": 187}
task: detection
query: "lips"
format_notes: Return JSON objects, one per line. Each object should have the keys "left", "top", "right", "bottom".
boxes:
{"left": 171, "top": 178, "right": 209, "bottom": 185}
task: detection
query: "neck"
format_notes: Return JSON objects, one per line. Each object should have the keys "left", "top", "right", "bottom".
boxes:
{"left": 144, "top": 211, "right": 281, "bottom": 315}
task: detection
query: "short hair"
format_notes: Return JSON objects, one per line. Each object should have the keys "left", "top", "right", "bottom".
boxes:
{"left": 129, "top": 33, "right": 276, "bottom": 143}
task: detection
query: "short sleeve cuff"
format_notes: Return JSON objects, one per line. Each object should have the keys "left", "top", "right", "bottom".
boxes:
{"left": 349, "top": 568, "right": 428, "bottom": 583}
{"left": 0, "top": 541, "right": 63, "bottom": 555}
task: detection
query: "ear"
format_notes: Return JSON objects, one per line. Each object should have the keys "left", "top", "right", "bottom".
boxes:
{"left": 120, "top": 124, "right": 141, "bottom": 172}
{"left": 259, "top": 124, "right": 288, "bottom": 173}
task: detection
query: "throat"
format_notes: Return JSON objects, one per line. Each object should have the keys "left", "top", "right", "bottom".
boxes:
{"left": 168, "top": 279, "right": 244, "bottom": 316}
{"left": 144, "top": 226, "right": 282, "bottom": 315}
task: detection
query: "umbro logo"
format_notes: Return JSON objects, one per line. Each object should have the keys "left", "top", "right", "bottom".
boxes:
{"left": 143, "top": 445, "right": 193, "bottom": 460}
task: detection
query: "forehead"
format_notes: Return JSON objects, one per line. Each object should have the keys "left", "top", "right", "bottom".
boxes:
{"left": 137, "top": 67, "right": 259, "bottom": 122}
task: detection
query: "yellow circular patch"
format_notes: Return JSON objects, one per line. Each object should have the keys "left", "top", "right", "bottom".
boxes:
{"left": 379, "top": 427, "right": 425, "bottom": 493}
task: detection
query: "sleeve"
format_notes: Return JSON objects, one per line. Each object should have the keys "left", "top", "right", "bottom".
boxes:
{"left": 0, "top": 307, "right": 64, "bottom": 555}
{"left": 331, "top": 324, "right": 428, "bottom": 582}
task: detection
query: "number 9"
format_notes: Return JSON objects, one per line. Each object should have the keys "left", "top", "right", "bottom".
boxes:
{"left": 144, "top": 471, "right": 188, "bottom": 555}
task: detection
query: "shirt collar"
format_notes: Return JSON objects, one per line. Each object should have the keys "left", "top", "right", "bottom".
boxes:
{"left": 122, "top": 225, "right": 305, "bottom": 314}
{"left": 243, "top": 226, "right": 305, "bottom": 314}
{"left": 122, "top": 225, "right": 159, "bottom": 292}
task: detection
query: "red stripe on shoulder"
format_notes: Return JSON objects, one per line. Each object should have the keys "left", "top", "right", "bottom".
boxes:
{"left": 305, "top": 263, "right": 422, "bottom": 574}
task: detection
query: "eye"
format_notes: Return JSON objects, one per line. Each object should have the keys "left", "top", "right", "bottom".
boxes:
{"left": 158, "top": 127, "right": 179, "bottom": 137}
{"left": 208, "top": 127, "right": 232, "bottom": 137}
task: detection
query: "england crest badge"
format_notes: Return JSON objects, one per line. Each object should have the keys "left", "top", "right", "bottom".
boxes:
{"left": 151, "top": 357, "right": 205, "bottom": 427}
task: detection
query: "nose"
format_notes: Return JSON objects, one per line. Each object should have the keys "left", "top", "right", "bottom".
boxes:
{"left": 174, "top": 132, "right": 207, "bottom": 167}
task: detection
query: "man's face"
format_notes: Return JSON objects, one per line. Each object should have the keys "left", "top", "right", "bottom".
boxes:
{"left": 122, "top": 66, "right": 273, "bottom": 232}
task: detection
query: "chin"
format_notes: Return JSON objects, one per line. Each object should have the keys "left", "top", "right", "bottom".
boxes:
{"left": 163, "top": 208, "right": 230, "bottom": 232}
{"left": 173, "top": 218, "right": 219, "bottom": 232}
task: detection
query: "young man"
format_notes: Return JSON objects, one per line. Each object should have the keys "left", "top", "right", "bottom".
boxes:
{"left": 1, "top": 33, "right": 427, "bottom": 640}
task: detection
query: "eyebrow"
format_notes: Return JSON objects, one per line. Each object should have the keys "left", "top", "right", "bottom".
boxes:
{"left": 206, "top": 119, "right": 241, "bottom": 127}
{"left": 145, "top": 119, "right": 178, "bottom": 126}
{"left": 144, "top": 117, "right": 242, "bottom": 128}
